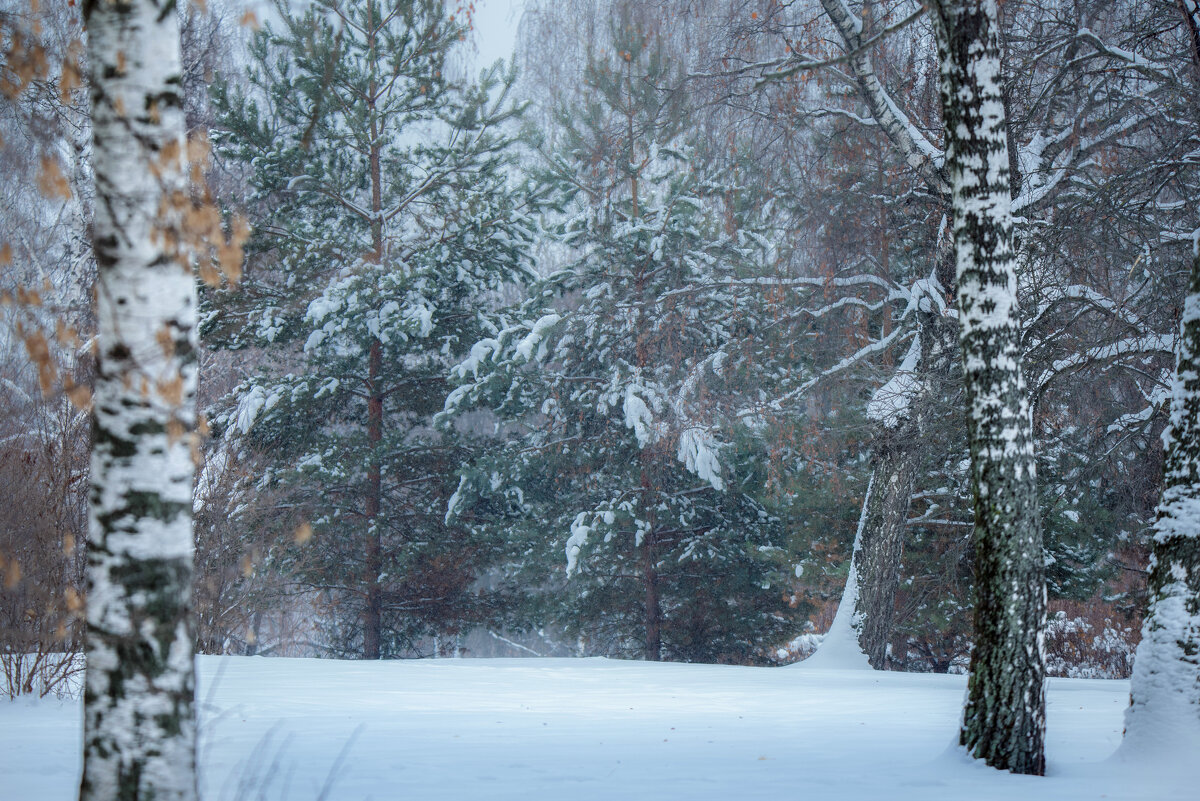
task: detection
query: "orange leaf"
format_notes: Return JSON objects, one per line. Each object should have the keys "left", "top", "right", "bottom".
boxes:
{"left": 294, "top": 522, "right": 314, "bottom": 545}
{"left": 37, "top": 156, "right": 71, "bottom": 201}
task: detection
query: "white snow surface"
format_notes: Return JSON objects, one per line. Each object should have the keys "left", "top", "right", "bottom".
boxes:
{"left": 2, "top": 655, "right": 1193, "bottom": 800}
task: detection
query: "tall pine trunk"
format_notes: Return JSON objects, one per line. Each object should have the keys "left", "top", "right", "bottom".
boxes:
{"left": 639, "top": 457, "right": 663, "bottom": 662}
{"left": 81, "top": 1, "right": 198, "bottom": 799}
{"left": 931, "top": 0, "right": 1047, "bottom": 775}
{"left": 363, "top": 21, "right": 385, "bottom": 659}
{"left": 642, "top": 528, "right": 662, "bottom": 662}
{"left": 626, "top": 66, "right": 661, "bottom": 662}
{"left": 364, "top": 339, "right": 384, "bottom": 659}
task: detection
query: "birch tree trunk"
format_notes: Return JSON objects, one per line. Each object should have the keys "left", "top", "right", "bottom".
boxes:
{"left": 1125, "top": 236, "right": 1200, "bottom": 745}
{"left": 1123, "top": 0, "right": 1200, "bottom": 752}
{"left": 930, "top": 0, "right": 1047, "bottom": 776}
{"left": 81, "top": 1, "right": 197, "bottom": 799}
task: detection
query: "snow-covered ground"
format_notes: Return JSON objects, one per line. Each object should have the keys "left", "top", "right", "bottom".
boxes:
{"left": 0, "top": 656, "right": 1190, "bottom": 800}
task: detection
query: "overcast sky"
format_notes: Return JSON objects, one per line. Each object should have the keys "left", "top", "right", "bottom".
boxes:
{"left": 243, "top": 1, "right": 526, "bottom": 72}
{"left": 468, "top": 0, "right": 526, "bottom": 71}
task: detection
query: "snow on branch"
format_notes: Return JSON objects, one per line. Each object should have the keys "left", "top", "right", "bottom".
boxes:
{"left": 744, "top": 326, "right": 916, "bottom": 421}
{"left": 866, "top": 336, "right": 922, "bottom": 428}
{"left": 1034, "top": 333, "right": 1176, "bottom": 393}
{"left": 1027, "top": 284, "right": 1151, "bottom": 335}
{"left": 750, "top": 7, "right": 929, "bottom": 87}
{"left": 817, "top": 0, "right": 949, "bottom": 196}
{"left": 1073, "top": 28, "right": 1176, "bottom": 83}
{"left": 738, "top": 272, "right": 947, "bottom": 420}
{"left": 658, "top": 272, "right": 901, "bottom": 301}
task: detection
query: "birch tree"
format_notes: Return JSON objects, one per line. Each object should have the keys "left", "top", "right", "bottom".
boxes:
{"left": 1125, "top": 231, "right": 1200, "bottom": 748}
{"left": 763, "top": 0, "right": 1190, "bottom": 671}
{"left": 81, "top": 1, "right": 198, "bottom": 799}
{"left": 1124, "top": 0, "right": 1200, "bottom": 751}
{"left": 928, "top": 0, "right": 1046, "bottom": 775}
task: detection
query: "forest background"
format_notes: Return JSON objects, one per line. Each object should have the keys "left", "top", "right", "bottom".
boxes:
{"left": 1, "top": 0, "right": 1198, "bottom": 702}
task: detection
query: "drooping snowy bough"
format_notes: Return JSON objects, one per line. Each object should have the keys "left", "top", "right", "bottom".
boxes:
{"left": 81, "top": 1, "right": 197, "bottom": 799}
{"left": 929, "top": 0, "right": 1047, "bottom": 776}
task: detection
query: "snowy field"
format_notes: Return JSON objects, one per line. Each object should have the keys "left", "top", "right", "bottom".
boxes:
{"left": 0, "top": 655, "right": 1190, "bottom": 801}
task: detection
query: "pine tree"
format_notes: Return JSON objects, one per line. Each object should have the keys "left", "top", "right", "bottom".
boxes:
{"left": 444, "top": 23, "right": 793, "bottom": 663}
{"left": 929, "top": 0, "right": 1047, "bottom": 775}
{"left": 207, "top": 0, "right": 537, "bottom": 659}
{"left": 81, "top": 0, "right": 198, "bottom": 798}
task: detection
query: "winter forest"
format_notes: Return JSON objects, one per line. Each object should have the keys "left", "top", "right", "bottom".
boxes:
{"left": 1, "top": 0, "right": 1199, "bottom": 798}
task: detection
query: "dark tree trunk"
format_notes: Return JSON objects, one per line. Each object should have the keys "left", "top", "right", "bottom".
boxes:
{"left": 642, "top": 527, "right": 662, "bottom": 662}
{"left": 1180, "top": 0, "right": 1200, "bottom": 77}
{"left": 363, "top": 271, "right": 384, "bottom": 658}
{"left": 363, "top": 334, "right": 384, "bottom": 660}
{"left": 853, "top": 309, "right": 957, "bottom": 668}
{"left": 855, "top": 431, "right": 919, "bottom": 668}
{"left": 931, "top": 0, "right": 1047, "bottom": 776}
{"left": 363, "top": 25, "right": 385, "bottom": 659}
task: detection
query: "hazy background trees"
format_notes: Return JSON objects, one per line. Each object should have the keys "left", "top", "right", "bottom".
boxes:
{"left": 0, "top": 0, "right": 90, "bottom": 699}
{"left": 3, "top": 0, "right": 1197, "bottom": 698}
{"left": 177, "top": 0, "right": 1197, "bottom": 671}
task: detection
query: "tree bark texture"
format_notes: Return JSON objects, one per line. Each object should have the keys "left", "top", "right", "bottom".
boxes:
{"left": 852, "top": 310, "right": 957, "bottom": 668}
{"left": 931, "top": 0, "right": 1047, "bottom": 776}
{"left": 1125, "top": 240, "right": 1200, "bottom": 742}
{"left": 81, "top": 1, "right": 198, "bottom": 799}
{"left": 854, "top": 428, "right": 919, "bottom": 668}
{"left": 642, "top": 528, "right": 662, "bottom": 662}
{"left": 1181, "top": 0, "right": 1200, "bottom": 77}
{"left": 364, "top": 338, "right": 384, "bottom": 660}
{"left": 640, "top": 457, "right": 663, "bottom": 661}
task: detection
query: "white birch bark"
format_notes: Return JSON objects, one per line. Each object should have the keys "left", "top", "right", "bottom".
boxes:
{"left": 81, "top": 1, "right": 197, "bottom": 799}
{"left": 929, "top": 0, "right": 1047, "bottom": 776}
{"left": 1124, "top": 233, "right": 1200, "bottom": 751}
{"left": 1122, "top": 0, "right": 1200, "bottom": 750}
